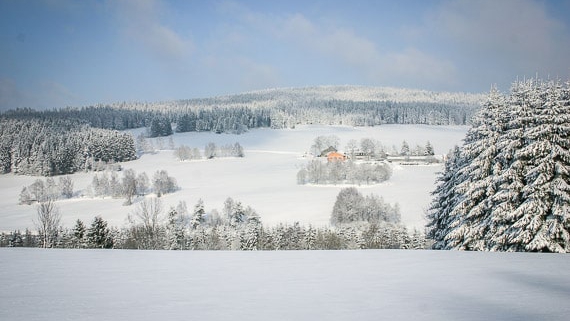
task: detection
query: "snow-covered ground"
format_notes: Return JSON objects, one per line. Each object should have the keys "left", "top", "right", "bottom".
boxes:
{"left": 0, "top": 125, "right": 468, "bottom": 232}
{"left": 1, "top": 248, "right": 569, "bottom": 321}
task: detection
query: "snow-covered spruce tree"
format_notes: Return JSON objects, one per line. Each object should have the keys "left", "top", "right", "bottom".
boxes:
{"left": 428, "top": 79, "right": 570, "bottom": 252}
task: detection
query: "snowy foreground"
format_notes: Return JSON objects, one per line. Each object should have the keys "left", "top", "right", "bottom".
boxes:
{"left": 0, "top": 125, "right": 467, "bottom": 232}
{"left": 1, "top": 248, "right": 569, "bottom": 321}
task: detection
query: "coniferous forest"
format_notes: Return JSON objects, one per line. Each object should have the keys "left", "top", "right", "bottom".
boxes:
{"left": 427, "top": 79, "right": 570, "bottom": 253}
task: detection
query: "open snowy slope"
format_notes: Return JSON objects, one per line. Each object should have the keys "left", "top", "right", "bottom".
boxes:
{"left": 0, "top": 125, "right": 468, "bottom": 231}
{"left": 1, "top": 248, "right": 569, "bottom": 321}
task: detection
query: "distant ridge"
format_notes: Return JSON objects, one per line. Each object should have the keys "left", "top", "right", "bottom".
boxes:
{"left": 108, "top": 85, "right": 485, "bottom": 112}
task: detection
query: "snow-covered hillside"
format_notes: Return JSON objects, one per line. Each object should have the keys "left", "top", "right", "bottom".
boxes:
{"left": 1, "top": 248, "right": 569, "bottom": 321}
{"left": 0, "top": 124, "right": 468, "bottom": 232}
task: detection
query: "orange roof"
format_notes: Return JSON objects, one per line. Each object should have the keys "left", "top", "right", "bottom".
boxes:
{"left": 327, "top": 152, "right": 346, "bottom": 161}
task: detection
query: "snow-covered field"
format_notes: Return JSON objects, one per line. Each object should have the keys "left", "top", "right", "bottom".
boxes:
{"left": 0, "top": 125, "right": 468, "bottom": 232}
{"left": 1, "top": 248, "right": 569, "bottom": 321}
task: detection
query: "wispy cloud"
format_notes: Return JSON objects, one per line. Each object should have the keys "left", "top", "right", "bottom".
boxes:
{"left": 0, "top": 78, "right": 24, "bottom": 110}
{"left": 109, "top": 0, "right": 193, "bottom": 64}
{"left": 431, "top": 0, "right": 570, "bottom": 78}
{"left": 257, "top": 9, "right": 457, "bottom": 89}
{"left": 0, "top": 78, "right": 80, "bottom": 110}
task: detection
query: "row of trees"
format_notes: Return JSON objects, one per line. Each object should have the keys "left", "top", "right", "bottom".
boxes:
{"left": 3, "top": 189, "right": 425, "bottom": 250}
{"left": 297, "top": 160, "right": 392, "bottom": 185}
{"left": 0, "top": 219, "right": 426, "bottom": 251}
{"left": 175, "top": 142, "right": 245, "bottom": 161}
{"left": 311, "top": 135, "right": 435, "bottom": 159}
{"left": 19, "top": 176, "right": 74, "bottom": 205}
{"left": 427, "top": 79, "right": 570, "bottom": 253}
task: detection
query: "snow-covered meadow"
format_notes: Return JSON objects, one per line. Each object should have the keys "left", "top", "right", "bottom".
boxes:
{"left": 1, "top": 248, "right": 569, "bottom": 321}
{"left": 0, "top": 125, "right": 468, "bottom": 232}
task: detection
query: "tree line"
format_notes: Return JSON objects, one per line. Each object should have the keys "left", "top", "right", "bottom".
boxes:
{"left": 2, "top": 188, "right": 425, "bottom": 250}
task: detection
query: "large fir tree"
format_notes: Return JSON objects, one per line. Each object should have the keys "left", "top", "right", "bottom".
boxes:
{"left": 427, "top": 79, "right": 570, "bottom": 252}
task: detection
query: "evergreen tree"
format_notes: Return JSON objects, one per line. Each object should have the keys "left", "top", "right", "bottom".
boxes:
{"left": 400, "top": 140, "right": 410, "bottom": 156}
{"left": 424, "top": 141, "right": 434, "bottom": 156}
{"left": 87, "top": 216, "right": 113, "bottom": 249}
{"left": 72, "top": 219, "right": 87, "bottom": 248}
{"left": 165, "top": 208, "right": 185, "bottom": 250}
{"left": 190, "top": 199, "right": 206, "bottom": 229}
{"left": 428, "top": 79, "right": 570, "bottom": 252}
{"left": 496, "top": 80, "right": 570, "bottom": 252}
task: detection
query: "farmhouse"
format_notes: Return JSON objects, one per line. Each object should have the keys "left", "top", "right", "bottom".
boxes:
{"left": 327, "top": 151, "right": 347, "bottom": 162}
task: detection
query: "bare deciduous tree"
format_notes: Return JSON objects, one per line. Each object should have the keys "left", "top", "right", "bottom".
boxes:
{"left": 34, "top": 198, "right": 61, "bottom": 248}
{"left": 130, "top": 197, "right": 164, "bottom": 249}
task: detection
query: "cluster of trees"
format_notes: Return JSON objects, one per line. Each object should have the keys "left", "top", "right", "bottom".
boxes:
{"left": 203, "top": 142, "right": 245, "bottom": 159}
{"left": 0, "top": 117, "right": 136, "bottom": 176}
{"left": 175, "top": 142, "right": 245, "bottom": 161}
{"left": 297, "top": 159, "right": 392, "bottom": 185}
{"left": 174, "top": 145, "right": 202, "bottom": 161}
{"left": 174, "top": 108, "right": 271, "bottom": 134}
{"left": 399, "top": 140, "right": 435, "bottom": 157}
{"left": 331, "top": 187, "right": 401, "bottom": 226}
{"left": 19, "top": 176, "right": 74, "bottom": 205}
{"left": 427, "top": 79, "right": 570, "bottom": 253}
{"left": 90, "top": 169, "right": 177, "bottom": 204}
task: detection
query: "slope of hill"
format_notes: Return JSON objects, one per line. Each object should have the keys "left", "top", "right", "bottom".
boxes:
{"left": 0, "top": 124, "right": 468, "bottom": 233}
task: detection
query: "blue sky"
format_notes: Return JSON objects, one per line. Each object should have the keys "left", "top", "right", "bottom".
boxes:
{"left": 1, "top": 0, "right": 569, "bottom": 110}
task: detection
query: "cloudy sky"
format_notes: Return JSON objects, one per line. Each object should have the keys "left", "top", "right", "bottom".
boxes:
{"left": 1, "top": 0, "right": 569, "bottom": 110}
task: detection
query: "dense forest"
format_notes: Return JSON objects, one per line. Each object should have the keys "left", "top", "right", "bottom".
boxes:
{"left": 427, "top": 79, "right": 570, "bottom": 253}
{"left": 0, "top": 118, "right": 136, "bottom": 176}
